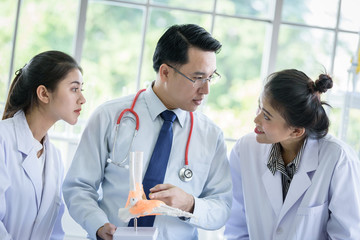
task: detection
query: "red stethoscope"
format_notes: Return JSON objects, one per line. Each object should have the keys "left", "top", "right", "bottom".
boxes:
{"left": 107, "top": 89, "right": 194, "bottom": 182}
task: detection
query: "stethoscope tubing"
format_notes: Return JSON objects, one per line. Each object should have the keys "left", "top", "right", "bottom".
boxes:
{"left": 111, "top": 88, "right": 194, "bottom": 181}
{"left": 116, "top": 89, "right": 146, "bottom": 129}
{"left": 184, "top": 111, "right": 193, "bottom": 166}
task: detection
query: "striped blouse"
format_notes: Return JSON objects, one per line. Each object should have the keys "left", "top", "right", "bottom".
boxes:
{"left": 267, "top": 138, "right": 307, "bottom": 201}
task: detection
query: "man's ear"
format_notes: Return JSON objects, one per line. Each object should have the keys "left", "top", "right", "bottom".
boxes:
{"left": 159, "top": 63, "right": 171, "bottom": 82}
{"left": 290, "top": 127, "right": 306, "bottom": 138}
{"left": 36, "top": 85, "right": 50, "bottom": 104}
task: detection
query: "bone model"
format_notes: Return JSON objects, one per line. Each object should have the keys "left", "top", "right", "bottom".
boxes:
{"left": 118, "top": 152, "right": 195, "bottom": 223}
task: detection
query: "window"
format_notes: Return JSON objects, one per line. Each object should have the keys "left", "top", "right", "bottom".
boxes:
{"left": 2, "top": 0, "right": 360, "bottom": 239}
{"left": 0, "top": 0, "right": 17, "bottom": 103}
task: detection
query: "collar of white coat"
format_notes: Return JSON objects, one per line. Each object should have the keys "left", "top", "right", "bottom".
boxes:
{"left": 294, "top": 137, "right": 318, "bottom": 173}
{"left": 13, "top": 110, "right": 48, "bottom": 155}
{"left": 263, "top": 137, "right": 318, "bottom": 174}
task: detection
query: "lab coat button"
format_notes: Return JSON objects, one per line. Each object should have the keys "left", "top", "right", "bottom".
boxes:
{"left": 276, "top": 227, "right": 283, "bottom": 234}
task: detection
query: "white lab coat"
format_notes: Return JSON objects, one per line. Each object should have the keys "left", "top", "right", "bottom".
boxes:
{"left": 0, "top": 111, "right": 65, "bottom": 240}
{"left": 225, "top": 132, "right": 360, "bottom": 240}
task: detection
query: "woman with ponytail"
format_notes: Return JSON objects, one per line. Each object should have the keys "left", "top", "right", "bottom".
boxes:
{"left": 225, "top": 69, "right": 360, "bottom": 239}
{"left": 0, "top": 50, "right": 86, "bottom": 239}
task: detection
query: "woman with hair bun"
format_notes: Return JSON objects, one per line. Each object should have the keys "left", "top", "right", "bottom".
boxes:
{"left": 225, "top": 69, "right": 360, "bottom": 239}
{"left": 0, "top": 50, "right": 86, "bottom": 239}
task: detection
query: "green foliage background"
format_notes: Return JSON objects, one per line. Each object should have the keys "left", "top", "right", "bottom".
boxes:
{"left": 1, "top": 0, "right": 359, "bottom": 155}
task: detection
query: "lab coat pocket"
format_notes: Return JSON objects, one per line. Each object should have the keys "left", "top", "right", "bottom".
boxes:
{"left": 295, "top": 201, "right": 329, "bottom": 240}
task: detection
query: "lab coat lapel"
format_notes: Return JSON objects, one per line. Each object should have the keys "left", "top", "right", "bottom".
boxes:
{"left": 262, "top": 157, "right": 283, "bottom": 217}
{"left": 22, "top": 152, "right": 43, "bottom": 210}
{"left": 31, "top": 140, "right": 60, "bottom": 239}
{"left": 277, "top": 139, "right": 318, "bottom": 222}
{"left": 15, "top": 112, "right": 43, "bottom": 209}
{"left": 37, "top": 140, "right": 59, "bottom": 217}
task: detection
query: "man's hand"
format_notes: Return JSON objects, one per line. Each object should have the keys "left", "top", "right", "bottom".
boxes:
{"left": 149, "top": 184, "right": 194, "bottom": 213}
{"left": 96, "top": 223, "right": 116, "bottom": 240}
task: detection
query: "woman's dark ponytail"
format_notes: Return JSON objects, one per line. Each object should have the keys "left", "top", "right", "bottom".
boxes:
{"left": 2, "top": 50, "right": 82, "bottom": 120}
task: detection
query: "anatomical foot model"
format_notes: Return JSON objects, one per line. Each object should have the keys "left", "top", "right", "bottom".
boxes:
{"left": 118, "top": 152, "right": 194, "bottom": 223}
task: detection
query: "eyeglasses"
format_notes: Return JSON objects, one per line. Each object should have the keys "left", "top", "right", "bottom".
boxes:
{"left": 167, "top": 64, "right": 221, "bottom": 87}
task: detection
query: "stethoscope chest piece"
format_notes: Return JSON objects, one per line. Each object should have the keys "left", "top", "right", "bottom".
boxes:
{"left": 179, "top": 167, "right": 193, "bottom": 182}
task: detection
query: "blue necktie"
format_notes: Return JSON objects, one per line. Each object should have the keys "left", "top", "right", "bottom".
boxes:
{"left": 128, "top": 110, "right": 176, "bottom": 227}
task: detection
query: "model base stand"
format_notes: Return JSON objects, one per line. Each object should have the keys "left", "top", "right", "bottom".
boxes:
{"left": 113, "top": 227, "right": 158, "bottom": 240}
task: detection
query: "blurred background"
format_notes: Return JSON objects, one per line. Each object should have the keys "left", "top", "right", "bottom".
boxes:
{"left": 1, "top": 0, "right": 360, "bottom": 239}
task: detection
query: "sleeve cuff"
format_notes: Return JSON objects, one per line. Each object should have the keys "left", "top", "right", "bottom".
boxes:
{"left": 84, "top": 213, "right": 109, "bottom": 240}
{"left": 188, "top": 197, "right": 207, "bottom": 225}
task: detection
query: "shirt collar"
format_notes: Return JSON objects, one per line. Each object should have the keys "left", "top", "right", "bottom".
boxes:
{"left": 267, "top": 138, "right": 308, "bottom": 175}
{"left": 144, "top": 84, "right": 187, "bottom": 128}
{"left": 13, "top": 110, "right": 46, "bottom": 154}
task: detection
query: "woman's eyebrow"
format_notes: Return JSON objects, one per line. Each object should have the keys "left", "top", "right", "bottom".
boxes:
{"left": 262, "top": 107, "right": 273, "bottom": 118}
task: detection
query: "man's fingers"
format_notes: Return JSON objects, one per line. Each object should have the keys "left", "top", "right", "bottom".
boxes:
{"left": 149, "top": 189, "right": 171, "bottom": 199}
{"left": 150, "top": 183, "right": 173, "bottom": 192}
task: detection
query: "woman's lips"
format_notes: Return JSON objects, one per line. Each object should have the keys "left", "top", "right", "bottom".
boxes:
{"left": 254, "top": 127, "right": 264, "bottom": 134}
